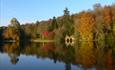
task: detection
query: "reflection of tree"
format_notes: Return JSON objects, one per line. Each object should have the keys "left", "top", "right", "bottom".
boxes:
{"left": 23, "top": 43, "right": 40, "bottom": 55}
{"left": 63, "top": 47, "right": 75, "bottom": 70}
{"left": 2, "top": 42, "right": 20, "bottom": 65}
{"left": 42, "top": 43, "right": 55, "bottom": 52}
{"left": 78, "top": 41, "right": 96, "bottom": 68}
{"left": 105, "top": 49, "right": 113, "bottom": 70}
{"left": 97, "top": 42, "right": 115, "bottom": 70}
{"left": 65, "top": 62, "right": 71, "bottom": 70}
{"left": 95, "top": 43, "right": 105, "bottom": 70}
{"left": 9, "top": 53, "right": 19, "bottom": 65}
{"left": 52, "top": 52, "right": 57, "bottom": 64}
{"left": 105, "top": 42, "right": 115, "bottom": 70}
{"left": 96, "top": 41, "right": 115, "bottom": 70}
{"left": 1, "top": 40, "right": 114, "bottom": 69}
{"left": 96, "top": 49, "right": 112, "bottom": 70}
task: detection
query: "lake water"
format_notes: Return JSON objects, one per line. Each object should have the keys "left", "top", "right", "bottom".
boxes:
{"left": 0, "top": 42, "right": 115, "bottom": 70}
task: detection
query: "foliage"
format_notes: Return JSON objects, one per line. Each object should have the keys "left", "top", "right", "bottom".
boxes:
{"left": 48, "top": 16, "right": 58, "bottom": 31}
{"left": 78, "top": 12, "right": 95, "bottom": 41}
{"left": 78, "top": 41, "right": 96, "bottom": 68}
{"left": 10, "top": 18, "right": 21, "bottom": 29}
{"left": 3, "top": 27, "right": 20, "bottom": 40}
{"left": 63, "top": 8, "right": 74, "bottom": 36}
{"left": 103, "top": 6, "right": 112, "bottom": 28}
{"left": 0, "top": 4, "right": 114, "bottom": 44}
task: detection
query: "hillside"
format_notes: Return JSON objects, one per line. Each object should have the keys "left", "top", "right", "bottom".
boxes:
{"left": 0, "top": 4, "right": 115, "bottom": 44}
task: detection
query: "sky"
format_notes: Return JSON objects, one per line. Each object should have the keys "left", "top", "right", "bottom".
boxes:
{"left": 0, "top": 0, "right": 115, "bottom": 26}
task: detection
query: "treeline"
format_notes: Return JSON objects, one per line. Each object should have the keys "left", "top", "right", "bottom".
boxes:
{"left": 0, "top": 4, "right": 115, "bottom": 43}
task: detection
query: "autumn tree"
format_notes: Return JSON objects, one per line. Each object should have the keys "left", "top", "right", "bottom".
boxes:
{"left": 3, "top": 27, "right": 20, "bottom": 41}
{"left": 111, "top": 4, "right": 115, "bottom": 35}
{"left": 103, "top": 6, "right": 113, "bottom": 33}
{"left": 2, "top": 18, "right": 22, "bottom": 41}
{"left": 78, "top": 12, "right": 95, "bottom": 41}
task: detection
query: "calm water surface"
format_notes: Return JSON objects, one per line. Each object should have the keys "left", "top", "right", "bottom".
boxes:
{"left": 0, "top": 42, "right": 115, "bottom": 70}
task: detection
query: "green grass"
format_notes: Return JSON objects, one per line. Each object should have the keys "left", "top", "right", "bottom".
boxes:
{"left": 30, "top": 39, "right": 54, "bottom": 42}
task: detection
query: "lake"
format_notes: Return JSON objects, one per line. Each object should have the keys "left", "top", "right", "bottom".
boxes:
{"left": 0, "top": 41, "right": 115, "bottom": 70}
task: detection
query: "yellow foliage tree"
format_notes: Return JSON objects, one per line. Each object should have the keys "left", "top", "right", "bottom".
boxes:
{"left": 3, "top": 27, "right": 20, "bottom": 41}
{"left": 78, "top": 12, "right": 95, "bottom": 41}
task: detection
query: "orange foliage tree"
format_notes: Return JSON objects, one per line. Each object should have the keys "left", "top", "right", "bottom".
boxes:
{"left": 103, "top": 6, "right": 113, "bottom": 31}
{"left": 78, "top": 12, "right": 95, "bottom": 41}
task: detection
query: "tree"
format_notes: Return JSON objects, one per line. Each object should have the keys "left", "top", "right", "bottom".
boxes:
{"left": 48, "top": 16, "right": 58, "bottom": 31}
{"left": 111, "top": 4, "right": 115, "bottom": 21}
{"left": 64, "top": 8, "right": 70, "bottom": 18}
{"left": 10, "top": 18, "right": 26, "bottom": 41}
{"left": 36, "top": 21, "right": 39, "bottom": 26}
{"left": 93, "top": 3, "right": 102, "bottom": 10}
{"left": 103, "top": 6, "right": 113, "bottom": 32}
{"left": 3, "top": 27, "right": 20, "bottom": 41}
{"left": 3, "top": 18, "right": 21, "bottom": 41}
{"left": 0, "top": 27, "right": 5, "bottom": 41}
{"left": 10, "top": 18, "right": 21, "bottom": 29}
{"left": 52, "top": 17, "right": 58, "bottom": 29}
{"left": 78, "top": 12, "right": 95, "bottom": 41}
{"left": 63, "top": 8, "right": 74, "bottom": 36}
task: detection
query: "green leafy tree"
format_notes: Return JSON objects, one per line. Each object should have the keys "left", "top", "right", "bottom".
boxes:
{"left": 63, "top": 8, "right": 74, "bottom": 36}
{"left": 0, "top": 27, "right": 5, "bottom": 41}
{"left": 10, "top": 18, "right": 21, "bottom": 29}
{"left": 48, "top": 16, "right": 58, "bottom": 31}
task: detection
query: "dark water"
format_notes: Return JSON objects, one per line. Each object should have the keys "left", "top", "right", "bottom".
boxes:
{"left": 0, "top": 41, "right": 115, "bottom": 70}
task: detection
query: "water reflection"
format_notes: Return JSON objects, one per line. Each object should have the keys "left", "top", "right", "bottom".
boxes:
{"left": 0, "top": 41, "right": 115, "bottom": 70}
